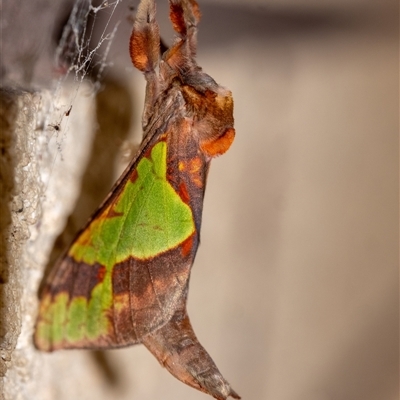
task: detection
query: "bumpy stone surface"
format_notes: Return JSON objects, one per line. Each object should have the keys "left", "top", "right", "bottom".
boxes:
{"left": 1, "top": 86, "right": 96, "bottom": 400}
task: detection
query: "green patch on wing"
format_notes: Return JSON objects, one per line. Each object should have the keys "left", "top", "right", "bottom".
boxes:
{"left": 36, "top": 276, "right": 113, "bottom": 350}
{"left": 70, "top": 141, "right": 195, "bottom": 265}
{"left": 35, "top": 141, "right": 195, "bottom": 350}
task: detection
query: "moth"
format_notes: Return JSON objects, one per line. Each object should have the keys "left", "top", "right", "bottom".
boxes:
{"left": 34, "top": 0, "right": 239, "bottom": 399}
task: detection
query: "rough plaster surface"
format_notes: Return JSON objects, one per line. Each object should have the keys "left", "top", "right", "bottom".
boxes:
{"left": 0, "top": 86, "right": 95, "bottom": 399}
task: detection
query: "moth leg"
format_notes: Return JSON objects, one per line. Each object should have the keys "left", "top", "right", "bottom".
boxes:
{"left": 142, "top": 305, "right": 240, "bottom": 400}
{"left": 130, "top": 0, "right": 160, "bottom": 129}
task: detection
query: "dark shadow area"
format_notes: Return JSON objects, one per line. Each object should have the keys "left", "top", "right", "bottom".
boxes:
{"left": 0, "top": 89, "right": 18, "bottom": 376}
{"left": 37, "top": 74, "right": 135, "bottom": 386}
{"left": 35, "top": 2, "right": 137, "bottom": 388}
{"left": 90, "top": 350, "right": 124, "bottom": 388}
{"left": 0, "top": 90, "right": 17, "bottom": 285}
{"left": 40, "top": 74, "right": 134, "bottom": 288}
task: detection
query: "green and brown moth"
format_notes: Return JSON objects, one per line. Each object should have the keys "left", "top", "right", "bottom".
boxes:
{"left": 34, "top": 0, "right": 239, "bottom": 399}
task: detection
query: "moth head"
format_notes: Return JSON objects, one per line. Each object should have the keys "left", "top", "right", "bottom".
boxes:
{"left": 181, "top": 85, "right": 235, "bottom": 158}
{"left": 182, "top": 85, "right": 233, "bottom": 120}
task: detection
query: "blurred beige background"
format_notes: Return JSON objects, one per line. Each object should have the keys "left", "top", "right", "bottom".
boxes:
{"left": 1, "top": 0, "right": 398, "bottom": 399}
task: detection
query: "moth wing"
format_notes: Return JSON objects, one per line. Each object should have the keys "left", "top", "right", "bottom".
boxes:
{"left": 34, "top": 140, "right": 197, "bottom": 351}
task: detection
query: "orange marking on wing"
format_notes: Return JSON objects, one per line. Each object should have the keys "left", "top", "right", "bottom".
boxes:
{"left": 181, "top": 235, "right": 194, "bottom": 258}
{"left": 178, "top": 182, "right": 190, "bottom": 204}
{"left": 188, "top": 157, "right": 203, "bottom": 187}
{"left": 74, "top": 227, "right": 92, "bottom": 247}
{"left": 106, "top": 207, "right": 124, "bottom": 219}
{"left": 188, "top": 157, "right": 202, "bottom": 173}
{"left": 129, "top": 169, "right": 138, "bottom": 183}
{"left": 97, "top": 265, "right": 106, "bottom": 283}
{"left": 201, "top": 128, "right": 235, "bottom": 157}
{"left": 178, "top": 157, "right": 203, "bottom": 187}
{"left": 192, "top": 177, "right": 202, "bottom": 187}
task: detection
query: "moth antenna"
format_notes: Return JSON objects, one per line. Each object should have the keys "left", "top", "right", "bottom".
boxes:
{"left": 130, "top": 0, "right": 160, "bottom": 128}
{"left": 164, "top": 0, "right": 200, "bottom": 70}
{"left": 174, "top": 0, "right": 200, "bottom": 55}
{"left": 130, "top": 0, "right": 159, "bottom": 72}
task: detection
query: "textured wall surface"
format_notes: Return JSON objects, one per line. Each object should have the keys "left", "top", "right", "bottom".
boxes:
{"left": 0, "top": 86, "right": 96, "bottom": 399}
{"left": 1, "top": 0, "right": 398, "bottom": 399}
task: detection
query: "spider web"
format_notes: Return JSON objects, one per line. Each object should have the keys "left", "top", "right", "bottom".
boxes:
{"left": 35, "top": 0, "right": 130, "bottom": 241}
{"left": 43, "top": 0, "right": 125, "bottom": 176}
{"left": 55, "top": 0, "right": 122, "bottom": 87}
